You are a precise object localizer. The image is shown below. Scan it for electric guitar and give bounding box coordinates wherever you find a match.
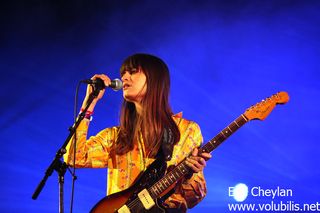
[90,91,289,213]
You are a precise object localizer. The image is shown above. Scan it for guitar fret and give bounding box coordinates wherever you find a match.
[241,114,248,121]
[156,183,162,192]
[162,180,168,188]
[159,182,165,191]
[171,170,178,180]
[201,145,209,153]
[152,186,159,195]
[223,127,232,137]
[210,140,217,147]
[177,165,184,175]
[234,120,240,127]
[208,144,214,151]
[149,188,156,198]
[222,129,229,137]
[229,123,238,132]
[161,179,166,188]
[157,182,162,191]
[208,141,215,148]
[181,163,189,174]
[204,140,214,152]
[236,116,247,126]
[206,144,213,152]
[166,176,172,185]
[162,179,168,188]
[163,178,169,187]
[172,171,178,179]
[179,164,185,173]
[159,182,165,190]
[181,164,187,173]
[168,173,174,182]
[175,170,181,177]
[217,133,225,141]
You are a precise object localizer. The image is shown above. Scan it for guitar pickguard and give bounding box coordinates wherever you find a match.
[124,157,167,212]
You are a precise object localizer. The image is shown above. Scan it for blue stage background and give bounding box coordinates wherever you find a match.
[1,1,319,212]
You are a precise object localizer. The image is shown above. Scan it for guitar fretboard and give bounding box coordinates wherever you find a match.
[200,114,248,154]
[149,114,248,198]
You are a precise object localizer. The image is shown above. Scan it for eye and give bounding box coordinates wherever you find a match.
[120,69,131,77]
[129,68,138,75]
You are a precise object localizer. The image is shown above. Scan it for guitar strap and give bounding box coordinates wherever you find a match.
[160,128,174,161]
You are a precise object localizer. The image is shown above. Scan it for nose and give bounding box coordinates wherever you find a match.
[121,71,130,81]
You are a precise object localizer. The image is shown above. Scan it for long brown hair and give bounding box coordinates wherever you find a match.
[113,53,180,157]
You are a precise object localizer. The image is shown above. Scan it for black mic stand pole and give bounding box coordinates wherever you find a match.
[32,84,103,213]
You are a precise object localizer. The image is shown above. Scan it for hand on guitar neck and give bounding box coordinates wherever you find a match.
[185,148,212,174]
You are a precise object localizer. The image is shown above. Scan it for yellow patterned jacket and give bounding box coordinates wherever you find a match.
[64,114,207,211]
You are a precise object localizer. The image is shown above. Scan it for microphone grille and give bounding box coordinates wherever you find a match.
[112,78,123,91]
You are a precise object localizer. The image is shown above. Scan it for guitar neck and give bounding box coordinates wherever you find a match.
[200,114,248,154]
[148,114,249,198]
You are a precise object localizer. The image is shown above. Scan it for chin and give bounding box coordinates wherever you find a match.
[123,94,134,102]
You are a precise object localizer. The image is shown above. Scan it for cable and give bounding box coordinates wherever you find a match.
[69,81,82,213]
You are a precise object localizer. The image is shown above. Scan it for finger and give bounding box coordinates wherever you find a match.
[186,157,200,168]
[185,160,201,173]
[194,157,206,167]
[186,157,204,171]
[99,74,112,86]
[192,148,198,157]
[199,157,207,166]
[191,156,207,168]
[92,74,112,87]
[200,153,212,161]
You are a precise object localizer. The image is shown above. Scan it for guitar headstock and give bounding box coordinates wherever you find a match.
[244,91,289,121]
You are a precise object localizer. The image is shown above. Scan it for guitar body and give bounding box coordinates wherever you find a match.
[90,157,168,213]
[90,188,133,213]
[90,189,166,213]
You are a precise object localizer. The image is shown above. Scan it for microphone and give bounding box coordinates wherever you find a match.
[81,78,123,91]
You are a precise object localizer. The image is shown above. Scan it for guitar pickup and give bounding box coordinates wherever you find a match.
[138,189,156,210]
[117,205,130,213]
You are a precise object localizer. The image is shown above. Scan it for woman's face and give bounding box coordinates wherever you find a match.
[121,68,147,103]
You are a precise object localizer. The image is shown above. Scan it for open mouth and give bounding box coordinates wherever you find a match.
[123,84,130,89]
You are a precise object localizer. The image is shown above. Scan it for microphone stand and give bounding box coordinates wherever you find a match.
[32,84,103,213]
